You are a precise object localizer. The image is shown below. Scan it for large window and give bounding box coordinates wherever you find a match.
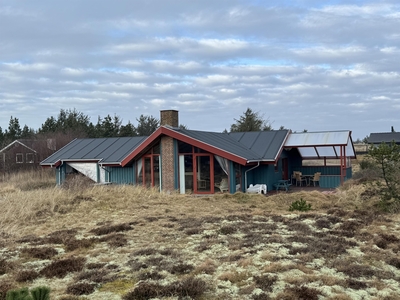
[137,144,160,188]
[178,141,229,194]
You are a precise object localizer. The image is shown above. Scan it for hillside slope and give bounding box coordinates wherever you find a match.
[1,173,400,299]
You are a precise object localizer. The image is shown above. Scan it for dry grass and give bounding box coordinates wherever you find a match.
[1,170,400,299]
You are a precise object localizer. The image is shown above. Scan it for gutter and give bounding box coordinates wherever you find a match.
[245,161,260,192]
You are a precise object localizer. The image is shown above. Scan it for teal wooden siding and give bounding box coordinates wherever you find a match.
[107,166,134,184]
[291,166,353,188]
[56,164,66,185]
[229,161,236,193]
[241,151,353,191]
[242,163,279,193]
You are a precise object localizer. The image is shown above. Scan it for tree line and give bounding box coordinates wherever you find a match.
[0,107,281,148]
[0,109,161,148]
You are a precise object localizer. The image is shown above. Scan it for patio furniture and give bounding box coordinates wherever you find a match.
[215,178,229,192]
[309,172,321,186]
[295,172,307,186]
[291,171,300,185]
[274,180,291,192]
[247,184,267,194]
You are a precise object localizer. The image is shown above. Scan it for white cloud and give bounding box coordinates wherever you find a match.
[1,0,400,139]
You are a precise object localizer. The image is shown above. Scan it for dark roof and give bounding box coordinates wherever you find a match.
[40,136,147,166]
[172,128,289,162]
[229,131,289,161]
[369,132,400,144]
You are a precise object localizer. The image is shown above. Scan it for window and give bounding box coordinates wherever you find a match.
[26,153,34,163]
[16,153,23,163]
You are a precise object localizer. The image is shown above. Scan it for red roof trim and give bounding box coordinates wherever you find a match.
[163,128,248,165]
[121,126,248,166]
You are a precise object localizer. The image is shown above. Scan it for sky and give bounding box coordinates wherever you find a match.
[1,0,400,140]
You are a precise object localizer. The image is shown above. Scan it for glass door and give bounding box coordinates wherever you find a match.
[194,155,213,193]
[144,157,151,187]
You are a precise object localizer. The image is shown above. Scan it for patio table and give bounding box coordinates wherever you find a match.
[274,180,291,192]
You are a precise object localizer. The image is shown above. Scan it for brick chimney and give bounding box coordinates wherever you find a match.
[160,110,179,193]
[160,110,179,127]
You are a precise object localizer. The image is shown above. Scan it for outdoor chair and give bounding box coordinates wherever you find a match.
[215,178,229,193]
[292,171,300,185]
[309,172,321,186]
[295,172,307,186]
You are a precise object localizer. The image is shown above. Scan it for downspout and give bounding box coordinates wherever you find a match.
[245,161,260,192]
[99,164,111,183]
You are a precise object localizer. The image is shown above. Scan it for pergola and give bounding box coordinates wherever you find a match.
[284,131,356,185]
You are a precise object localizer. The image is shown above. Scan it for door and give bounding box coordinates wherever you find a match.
[194,154,213,193]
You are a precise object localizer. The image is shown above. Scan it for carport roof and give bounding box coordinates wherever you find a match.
[284,130,356,159]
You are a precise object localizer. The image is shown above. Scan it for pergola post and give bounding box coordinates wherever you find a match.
[340,145,347,185]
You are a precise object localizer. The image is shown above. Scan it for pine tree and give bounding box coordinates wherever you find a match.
[230,108,272,132]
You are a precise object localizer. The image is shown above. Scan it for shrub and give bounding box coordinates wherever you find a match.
[20,247,58,260]
[15,270,39,283]
[30,287,50,300]
[0,281,15,300]
[287,285,320,300]
[5,286,50,300]
[40,257,86,278]
[367,142,400,209]
[254,275,277,292]
[99,233,127,248]
[122,276,207,300]
[219,225,237,235]
[66,282,95,295]
[0,260,13,276]
[65,238,97,251]
[172,276,207,298]
[90,223,132,236]
[6,287,31,300]
[123,282,160,300]
[289,199,312,212]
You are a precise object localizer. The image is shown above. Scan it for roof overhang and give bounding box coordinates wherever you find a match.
[41,159,100,168]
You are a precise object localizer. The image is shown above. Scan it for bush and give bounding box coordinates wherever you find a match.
[15,270,39,283]
[66,283,95,295]
[289,199,311,212]
[30,287,50,300]
[40,257,86,278]
[367,142,400,209]
[6,287,31,300]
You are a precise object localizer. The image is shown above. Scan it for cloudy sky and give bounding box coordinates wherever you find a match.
[1,0,399,140]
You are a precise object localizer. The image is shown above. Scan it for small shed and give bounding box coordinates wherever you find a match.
[0,140,42,175]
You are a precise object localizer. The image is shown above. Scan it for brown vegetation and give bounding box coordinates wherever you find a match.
[1,171,400,299]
